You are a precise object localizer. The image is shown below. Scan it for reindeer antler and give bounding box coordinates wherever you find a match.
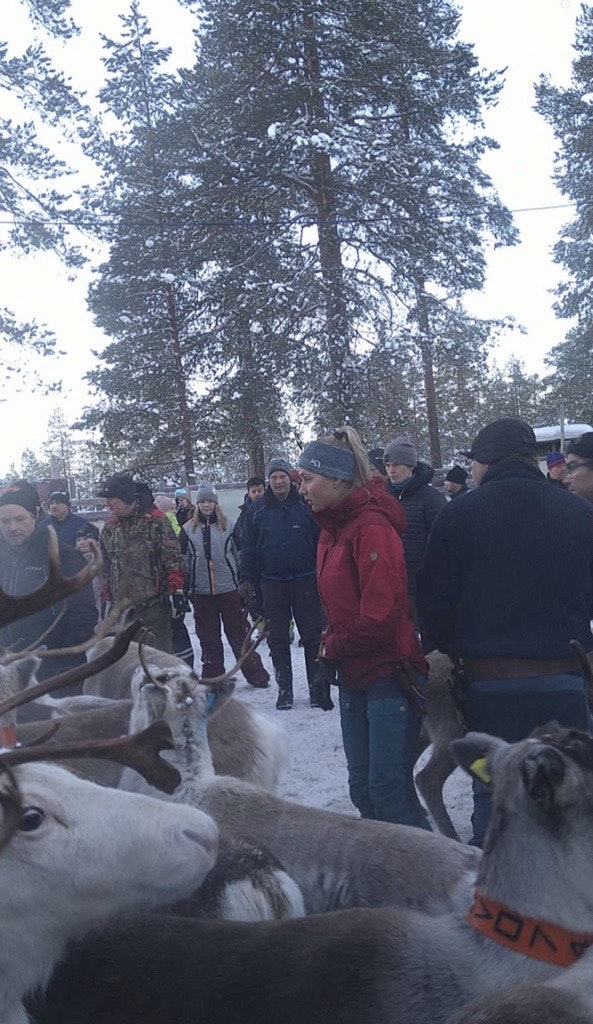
[0,599,130,665]
[0,529,102,630]
[0,618,144,719]
[0,721,181,795]
[137,628,162,686]
[200,621,268,686]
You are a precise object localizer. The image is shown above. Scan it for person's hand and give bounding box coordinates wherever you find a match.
[309,658,335,711]
[171,592,190,618]
[238,580,254,603]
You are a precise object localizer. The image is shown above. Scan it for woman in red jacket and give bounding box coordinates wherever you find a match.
[298,427,430,829]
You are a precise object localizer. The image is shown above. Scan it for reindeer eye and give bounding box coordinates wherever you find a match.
[18,806,45,832]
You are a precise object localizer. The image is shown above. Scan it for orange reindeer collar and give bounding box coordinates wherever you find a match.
[467,890,593,968]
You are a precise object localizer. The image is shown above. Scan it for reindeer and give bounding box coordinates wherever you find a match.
[452,949,593,1024]
[80,636,288,791]
[0,529,221,1024]
[415,650,462,839]
[119,667,480,916]
[28,724,593,1024]
[117,637,304,922]
[0,760,219,1024]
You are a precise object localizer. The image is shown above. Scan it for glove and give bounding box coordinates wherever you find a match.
[170,592,191,619]
[309,658,336,711]
[238,580,254,604]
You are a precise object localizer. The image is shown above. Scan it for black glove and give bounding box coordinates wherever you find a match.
[170,592,191,619]
[238,580,254,604]
[310,659,336,711]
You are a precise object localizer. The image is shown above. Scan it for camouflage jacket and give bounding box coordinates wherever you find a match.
[100,508,184,605]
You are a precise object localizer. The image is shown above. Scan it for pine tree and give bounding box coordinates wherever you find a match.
[0,0,86,383]
[535,5,593,422]
[76,3,202,476]
[175,0,516,457]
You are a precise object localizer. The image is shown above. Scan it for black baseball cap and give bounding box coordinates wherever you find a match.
[460,418,537,464]
[97,474,137,503]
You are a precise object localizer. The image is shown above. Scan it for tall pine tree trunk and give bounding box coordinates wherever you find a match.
[165,283,195,479]
[415,281,442,467]
[302,3,352,424]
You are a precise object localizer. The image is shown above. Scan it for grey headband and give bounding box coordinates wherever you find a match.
[298,441,355,482]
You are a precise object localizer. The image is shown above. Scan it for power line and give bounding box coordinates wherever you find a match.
[0,201,585,230]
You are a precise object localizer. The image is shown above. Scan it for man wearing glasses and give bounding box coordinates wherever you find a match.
[566,432,593,503]
[417,418,593,846]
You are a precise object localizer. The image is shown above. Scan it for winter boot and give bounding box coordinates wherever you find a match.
[304,644,321,707]
[272,646,293,709]
[275,669,293,709]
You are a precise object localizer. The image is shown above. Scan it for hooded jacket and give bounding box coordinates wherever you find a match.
[386,461,446,611]
[312,478,427,689]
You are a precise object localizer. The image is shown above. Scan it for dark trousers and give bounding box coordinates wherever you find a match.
[138,599,173,654]
[260,575,324,688]
[171,615,194,667]
[468,674,591,844]
[192,591,269,686]
[338,674,430,829]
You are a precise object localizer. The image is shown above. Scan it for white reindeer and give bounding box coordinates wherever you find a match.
[0,761,218,1024]
[83,638,288,791]
[121,671,304,921]
[3,645,287,792]
[28,724,593,1024]
[119,669,480,916]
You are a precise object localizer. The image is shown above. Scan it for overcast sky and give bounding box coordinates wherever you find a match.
[0,0,581,474]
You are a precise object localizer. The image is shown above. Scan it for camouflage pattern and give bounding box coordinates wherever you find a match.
[100,509,184,605]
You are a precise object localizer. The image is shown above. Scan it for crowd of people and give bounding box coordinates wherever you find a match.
[1,418,593,842]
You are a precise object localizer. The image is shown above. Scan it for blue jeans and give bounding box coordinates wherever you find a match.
[468,674,591,844]
[338,674,430,829]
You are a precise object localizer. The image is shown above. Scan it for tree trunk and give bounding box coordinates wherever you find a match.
[415,283,442,467]
[301,4,352,424]
[165,283,195,479]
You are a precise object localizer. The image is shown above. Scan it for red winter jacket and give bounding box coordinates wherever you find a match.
[313,478,428,689]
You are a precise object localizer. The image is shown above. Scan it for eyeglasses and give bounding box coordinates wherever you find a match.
[566,461,593,474]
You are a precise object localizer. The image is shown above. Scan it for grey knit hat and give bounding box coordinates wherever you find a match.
[383,435,417,468]
[267,457,292,479]
[298,441,355,482]
[195,482,219,504]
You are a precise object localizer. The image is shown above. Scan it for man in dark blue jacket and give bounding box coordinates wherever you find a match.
[417,418,593,844]
[240,457,323,710]
[48,492,92,549]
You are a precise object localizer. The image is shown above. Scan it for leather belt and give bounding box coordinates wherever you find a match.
[463,657,581,682]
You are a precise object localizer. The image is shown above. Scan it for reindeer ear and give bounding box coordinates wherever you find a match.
[520,747,565,813]
[451,732,509,785]
[206,680,235,716]
[12,655,43,690]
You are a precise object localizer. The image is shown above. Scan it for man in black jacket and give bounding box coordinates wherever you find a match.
[383,434,446,646]
[240,458,323,710]
[0,482,98,693]
[417,418,593,844]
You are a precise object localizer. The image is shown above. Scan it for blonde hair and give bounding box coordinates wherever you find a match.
[192,503,228,532]
[317,426,373,489]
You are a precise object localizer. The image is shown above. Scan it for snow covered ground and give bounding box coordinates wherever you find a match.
[186,617,474,842]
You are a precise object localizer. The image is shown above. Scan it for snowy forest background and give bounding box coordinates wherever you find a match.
[2,0,593,490]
